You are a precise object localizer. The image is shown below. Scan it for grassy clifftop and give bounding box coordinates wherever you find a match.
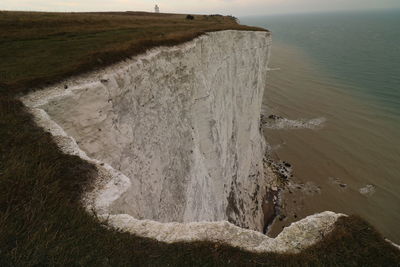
[0,11,264,95]
[0,11,399,266]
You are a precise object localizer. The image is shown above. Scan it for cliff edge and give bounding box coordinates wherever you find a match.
[22,30,343,254]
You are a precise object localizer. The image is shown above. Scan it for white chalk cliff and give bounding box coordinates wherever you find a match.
[22,30,343,253]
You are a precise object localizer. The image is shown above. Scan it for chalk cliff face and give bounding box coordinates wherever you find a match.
[22,30,343,253]
[38,30,271,231]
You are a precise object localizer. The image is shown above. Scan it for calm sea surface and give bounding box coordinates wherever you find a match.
[241,10,400,242]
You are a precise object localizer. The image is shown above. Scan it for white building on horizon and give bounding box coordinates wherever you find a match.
[155,4,160,13]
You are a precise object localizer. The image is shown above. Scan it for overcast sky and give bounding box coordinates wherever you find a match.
[2,0,400,16]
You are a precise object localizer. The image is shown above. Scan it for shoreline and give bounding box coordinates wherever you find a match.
[248,15,400,242]
[261,158,292,236]
[260,114,293,236]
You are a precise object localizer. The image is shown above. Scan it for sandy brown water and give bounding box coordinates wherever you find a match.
[264,42,400,243]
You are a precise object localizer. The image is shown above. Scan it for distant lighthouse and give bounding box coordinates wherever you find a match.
[154,4,160,13]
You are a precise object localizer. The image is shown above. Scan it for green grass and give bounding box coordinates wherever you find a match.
[0,11,399,266]
[0,11,264,95]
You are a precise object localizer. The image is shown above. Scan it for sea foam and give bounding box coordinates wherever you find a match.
[262,115,326,130]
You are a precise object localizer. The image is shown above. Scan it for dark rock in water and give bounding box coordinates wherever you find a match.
[270,160,293,182]
[64,84,68,89]
[101,79,109,83]
[268,114,283,120]
[329,177,346,189]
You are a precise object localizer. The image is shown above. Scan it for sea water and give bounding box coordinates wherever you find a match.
[241,9,400,242]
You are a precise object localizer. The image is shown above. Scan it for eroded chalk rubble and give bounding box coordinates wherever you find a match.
[22,30,344,254]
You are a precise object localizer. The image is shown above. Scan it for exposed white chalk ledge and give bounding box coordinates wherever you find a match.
[102,211,343,253]
[22,30,345,254]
